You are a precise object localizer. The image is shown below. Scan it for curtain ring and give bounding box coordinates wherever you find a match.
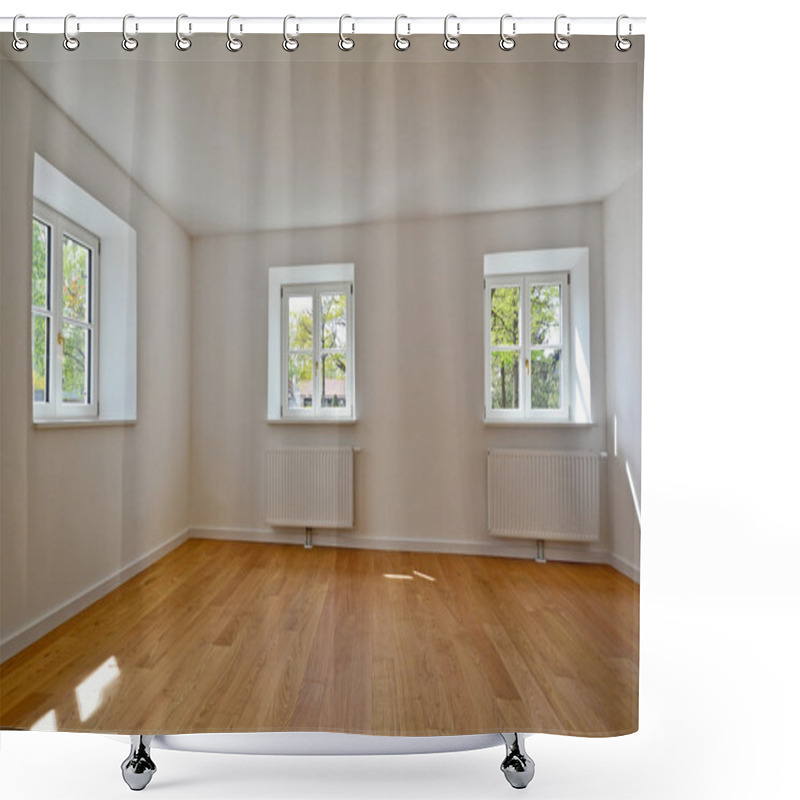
[338,14,355,51]
[122,14,138,51]
[394,15,410,51]
[283,15,299,52]
[63,14,80,51]
[443,14,460,51]
[227,15,243,51]
[175,14,192,51]
[499,14,516,51]
[553,14,570,51]
[615,15,632,52]
[12,14,29,52]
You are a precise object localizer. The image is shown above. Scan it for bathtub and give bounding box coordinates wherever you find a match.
[119,732,534,791]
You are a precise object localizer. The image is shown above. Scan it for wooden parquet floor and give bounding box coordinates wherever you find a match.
[0,539,639,736]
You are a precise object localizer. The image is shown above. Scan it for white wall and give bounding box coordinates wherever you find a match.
[0,62,192,655]
[190,204,616,562]
[603,172,643,579]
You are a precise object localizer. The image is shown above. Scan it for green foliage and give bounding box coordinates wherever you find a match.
[530,284,560,346]
[321,293,347,407]
[62,322,88,402]
[288,354,312,407]
[287,295,313,407]
[490,286,520,409]
[61,239,90,403]
[491,286,519,347]
[321,292,346,349]
[32,220,49,308]
[529,284,561,409]
[32,315,48,400]
[288,295,313,352]
[32,221,50,400]
[30,228,90,405]
[530,349,560,409]
[491,351,519,409]
[62,238,89,321]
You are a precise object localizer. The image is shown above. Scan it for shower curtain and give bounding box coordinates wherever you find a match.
[0,14,643,791]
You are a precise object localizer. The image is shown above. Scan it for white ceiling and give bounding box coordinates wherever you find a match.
[9,36,641,236]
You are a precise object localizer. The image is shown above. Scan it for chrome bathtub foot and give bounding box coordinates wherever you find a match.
[121,735,156,791]
[500,733,535,789]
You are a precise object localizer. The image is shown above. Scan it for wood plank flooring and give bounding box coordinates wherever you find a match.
[0,540,639,736]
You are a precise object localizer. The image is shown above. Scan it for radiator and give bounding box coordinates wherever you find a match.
[487,450,601,542]
[265,447,354,529]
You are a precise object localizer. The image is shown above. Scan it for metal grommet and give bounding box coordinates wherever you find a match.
[63,14,80,51]
[615,15,632,52]
[175,14,192,51]
[499,14,516,51]
[338,14,355,51]
[394,14,410,51]
[227,15,243,51]
[12,14,29,51]
[443,14,460,51]
[283,15,299,52]
[553,14,570,51]
[122,14,138,51]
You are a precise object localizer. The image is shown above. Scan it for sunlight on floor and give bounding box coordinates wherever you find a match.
[383,571,437,582]
[75,656,120,722]
[30,709,57,731]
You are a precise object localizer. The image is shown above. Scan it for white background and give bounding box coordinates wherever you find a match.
[2,1,798,798]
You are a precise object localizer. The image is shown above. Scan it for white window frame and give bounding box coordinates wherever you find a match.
[32,199,100,421]
[276,273,355,422]
[484,271,571,423]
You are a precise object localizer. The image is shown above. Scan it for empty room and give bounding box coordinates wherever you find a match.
[0,27,642,771]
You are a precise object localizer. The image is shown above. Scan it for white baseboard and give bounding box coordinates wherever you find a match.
[190,525,275,543]
[189,525,640,582]
[607,551,641,583]
[0,527,191,664]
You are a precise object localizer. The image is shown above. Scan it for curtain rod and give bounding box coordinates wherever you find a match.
[1,16,646,37]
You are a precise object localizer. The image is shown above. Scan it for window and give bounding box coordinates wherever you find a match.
[283,283,353,418]
[32,200,99,419]
[485,272,570,421]
[268,264,356,422]
[32,154,138,425]
[484,248,592,424]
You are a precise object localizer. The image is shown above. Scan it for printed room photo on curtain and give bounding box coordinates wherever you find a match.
[0,9,644,796]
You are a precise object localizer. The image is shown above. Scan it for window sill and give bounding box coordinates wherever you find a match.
[267,417,357,425]
[32,418,136,429]
[484,419,595,428]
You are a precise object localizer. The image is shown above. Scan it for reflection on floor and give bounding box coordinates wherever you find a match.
[0,539,639,736]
